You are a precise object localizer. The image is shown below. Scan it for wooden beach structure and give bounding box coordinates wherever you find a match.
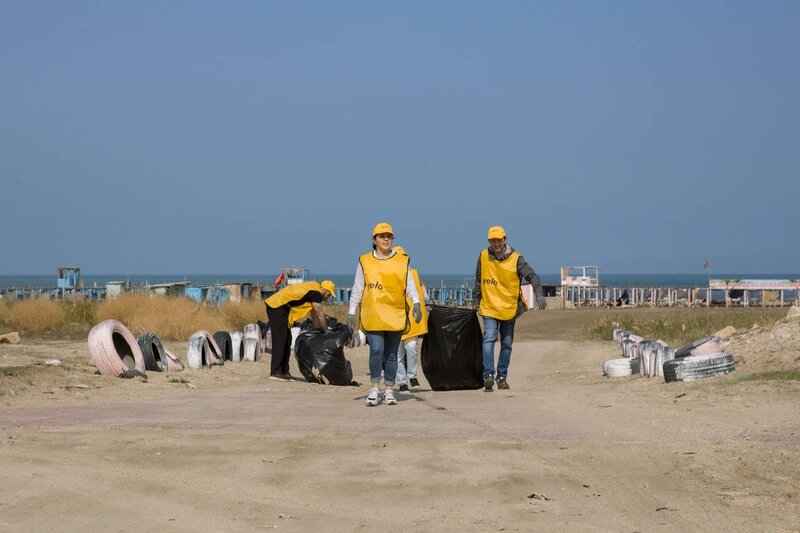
[558,275,799,308]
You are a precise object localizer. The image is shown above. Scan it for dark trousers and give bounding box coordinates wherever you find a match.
[266,305,291,375]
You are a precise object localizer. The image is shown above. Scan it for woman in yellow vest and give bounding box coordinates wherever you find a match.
[348,223,422,406]
[265,280,335,381]
[392,246,428,392]
[474,226,546,392]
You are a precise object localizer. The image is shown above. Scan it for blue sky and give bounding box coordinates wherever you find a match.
[2,1,798,275]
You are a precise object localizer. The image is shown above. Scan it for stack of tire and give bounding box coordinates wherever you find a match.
[640,340,674,378]
[243,323,262,362]
[604,330,734,383]
[663,335,734,383]
[88,320,184,377]
[603,329,643,377]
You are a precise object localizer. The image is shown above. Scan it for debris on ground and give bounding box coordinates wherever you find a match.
[0,332,21,345]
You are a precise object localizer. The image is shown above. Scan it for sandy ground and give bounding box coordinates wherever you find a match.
[1,310,799,532]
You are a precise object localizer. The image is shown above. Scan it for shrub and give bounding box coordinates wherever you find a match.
[0,299,8,325]
[585,307,786,345]
[63,300,97,326]
[9,298,66,334]
[96,294,227,340]
[218,299,267,331]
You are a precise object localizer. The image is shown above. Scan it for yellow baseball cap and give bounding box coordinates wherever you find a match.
[393,246,407,255]
[320,280,335,298]
[372,222,394,237]
[487,226,506,239]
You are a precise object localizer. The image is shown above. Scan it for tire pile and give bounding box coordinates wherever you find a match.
[88,320,271,378]
[604,328,734,383]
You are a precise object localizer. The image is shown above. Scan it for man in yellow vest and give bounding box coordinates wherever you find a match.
[393,246,428,391]
[265,280,335,381]
[474,226,545,391]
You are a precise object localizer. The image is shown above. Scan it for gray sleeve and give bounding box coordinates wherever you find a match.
[405,268,420,304]
[517,255,543,299]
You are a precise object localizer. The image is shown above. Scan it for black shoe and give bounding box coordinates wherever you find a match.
[269,373,291,382]
[483,374,495,392]
[399,384,409,392]
[497,376,510,390]
[409,378,420,388]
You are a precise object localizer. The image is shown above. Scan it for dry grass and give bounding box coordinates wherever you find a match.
[218,299,267,331]
[2,294,351,340]
[585,307,787,345]
[97,294,228,340]
[9,299,67,334]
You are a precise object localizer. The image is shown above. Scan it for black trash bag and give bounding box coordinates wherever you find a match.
[294,324,356,386]
[296,314,341,331]
[421,305,484,391]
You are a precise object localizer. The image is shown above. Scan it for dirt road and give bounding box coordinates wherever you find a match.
[1,314,799,531]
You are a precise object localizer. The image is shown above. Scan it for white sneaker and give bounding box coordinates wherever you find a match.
[383,390,397,406]
[365,387,381,406]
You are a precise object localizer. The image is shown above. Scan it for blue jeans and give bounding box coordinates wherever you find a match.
[365,331,402,386]
[482,316,516,378]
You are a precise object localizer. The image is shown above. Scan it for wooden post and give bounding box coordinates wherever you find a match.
[781,289,784,307]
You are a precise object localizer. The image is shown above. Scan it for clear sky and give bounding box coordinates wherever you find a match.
[2,1,798,276]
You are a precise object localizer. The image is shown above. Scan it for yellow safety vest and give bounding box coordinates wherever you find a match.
[402,268,428,340]
[478,248,522,321]
[359,252,409,332]
[265,281,323,325]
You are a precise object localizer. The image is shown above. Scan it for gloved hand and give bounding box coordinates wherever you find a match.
[347,314,356,331]
[536,296,547,310]
[412,303,422,323]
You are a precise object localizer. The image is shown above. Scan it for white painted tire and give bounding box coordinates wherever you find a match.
[230,331,244,362]
[88,319,147,377]
[243,323,262,360]
[187,332,210,370]
[244,323,259,339]
[243,337,260,362]
[603,357,640,377]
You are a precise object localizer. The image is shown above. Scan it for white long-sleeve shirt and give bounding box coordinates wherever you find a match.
[348,250,420,315]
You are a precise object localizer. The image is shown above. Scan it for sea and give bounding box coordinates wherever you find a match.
[2,273,799,289]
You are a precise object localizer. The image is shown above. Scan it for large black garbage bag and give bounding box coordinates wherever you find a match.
[297,314,341,331]
[421,305,483,391]
[294,324,355,386]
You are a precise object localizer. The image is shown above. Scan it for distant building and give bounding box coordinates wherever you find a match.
[105,280,130,299]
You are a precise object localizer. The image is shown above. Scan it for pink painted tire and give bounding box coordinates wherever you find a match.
[164,348,185,372]
[203,331,224,365]
[190,330,224,366]
[88,320,147,377]
[675,335,724,358]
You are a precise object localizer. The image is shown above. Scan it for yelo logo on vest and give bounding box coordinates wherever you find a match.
[368,282,384,290]
[483,278,499,286]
